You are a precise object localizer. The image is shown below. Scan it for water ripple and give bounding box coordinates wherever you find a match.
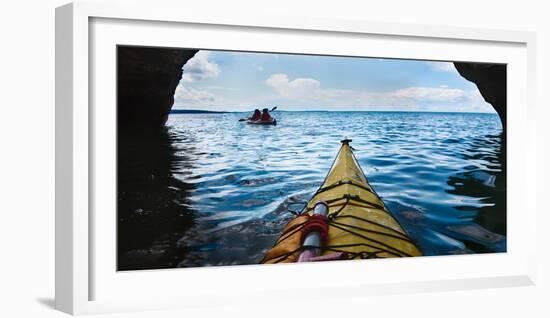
[163,111,504,267]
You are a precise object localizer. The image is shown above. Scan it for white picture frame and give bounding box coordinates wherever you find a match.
[55,1,537,315]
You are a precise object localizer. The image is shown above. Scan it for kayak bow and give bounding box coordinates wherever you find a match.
[261,139,421,264]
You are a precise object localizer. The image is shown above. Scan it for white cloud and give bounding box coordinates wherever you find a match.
[391,87,464,102]
[461,90,495,113]
[173,84,253,111]
[201,85,239,91]
[426,61,457,73]
[265,74,321,99]
[173,71,494,113]
[174,85,216,106]
[181,51,220,82]
[265,73,465,104]
[264,73,494,113]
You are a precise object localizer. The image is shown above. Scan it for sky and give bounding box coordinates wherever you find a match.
[173,50,496,113]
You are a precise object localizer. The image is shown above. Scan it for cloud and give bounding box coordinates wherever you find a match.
[173,70,494,113]
[174,85,216,106]
[265,74,321,99]
[201,85,239,91]
[255,65,264,72]
[426,61,457,73]
[265,73,465,103]
[264,73,494,113]
[173,84,253,111]
[390,86,464,102]
[181,51,220,82]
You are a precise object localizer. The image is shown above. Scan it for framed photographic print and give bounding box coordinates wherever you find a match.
[55,1,537,315]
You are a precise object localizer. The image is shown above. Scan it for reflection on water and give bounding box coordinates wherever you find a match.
[396,132,506,255]
[448,133,506,253]
[117,129,195,270]
[118,111,506,269]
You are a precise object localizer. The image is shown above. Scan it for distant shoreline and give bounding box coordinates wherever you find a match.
[170,109,497,115]
[170,109,232,114]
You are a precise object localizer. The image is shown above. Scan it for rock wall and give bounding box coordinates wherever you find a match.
[454,63,507,128]
[117,46,198,130]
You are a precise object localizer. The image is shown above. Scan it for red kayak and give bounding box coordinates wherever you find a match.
[246,118,277,126]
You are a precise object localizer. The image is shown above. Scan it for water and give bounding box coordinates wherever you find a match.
[117,111,505,270]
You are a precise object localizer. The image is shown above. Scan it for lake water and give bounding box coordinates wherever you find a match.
[117,111,506,269]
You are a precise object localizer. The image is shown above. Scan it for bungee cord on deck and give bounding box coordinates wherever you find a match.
[261,178,420,263]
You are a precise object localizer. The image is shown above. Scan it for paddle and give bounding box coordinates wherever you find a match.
[239,106,277,121]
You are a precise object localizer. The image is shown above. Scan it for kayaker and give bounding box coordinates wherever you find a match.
[250,109,261,121]
[260,108,273,122]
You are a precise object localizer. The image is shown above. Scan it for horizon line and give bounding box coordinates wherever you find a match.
[170,108,498,115]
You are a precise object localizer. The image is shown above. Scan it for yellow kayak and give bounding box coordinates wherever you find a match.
[261,139,422,264]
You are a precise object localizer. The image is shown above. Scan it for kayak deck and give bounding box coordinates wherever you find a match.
[261,140,421,264]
